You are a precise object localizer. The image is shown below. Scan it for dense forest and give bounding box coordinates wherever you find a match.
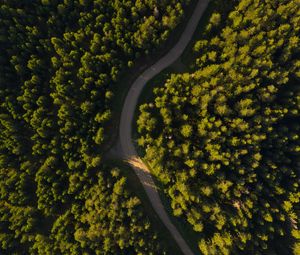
[138,0,300,254]
[0,0,191,253]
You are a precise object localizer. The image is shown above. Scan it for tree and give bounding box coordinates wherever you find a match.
[137,0,300,253]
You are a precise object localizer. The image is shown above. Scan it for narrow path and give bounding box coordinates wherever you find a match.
[119,1,210,254]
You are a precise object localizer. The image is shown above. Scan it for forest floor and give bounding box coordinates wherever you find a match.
[105,1,211,255]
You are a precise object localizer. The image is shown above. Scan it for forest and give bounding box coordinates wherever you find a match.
[0,0,191,254]
[137,0,300,254]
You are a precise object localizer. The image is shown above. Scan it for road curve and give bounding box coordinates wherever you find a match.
[119,1,210,254]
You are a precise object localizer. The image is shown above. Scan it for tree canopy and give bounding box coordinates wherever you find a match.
[137,0,300,254]
[0,0,191,253]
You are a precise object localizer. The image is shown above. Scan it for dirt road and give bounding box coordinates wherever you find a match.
[119,1,210,254]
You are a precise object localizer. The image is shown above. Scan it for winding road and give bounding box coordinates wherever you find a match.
[119,1,210,254]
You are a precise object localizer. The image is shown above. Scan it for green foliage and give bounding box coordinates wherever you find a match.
[0,0,191,253]
[138,0,300,254]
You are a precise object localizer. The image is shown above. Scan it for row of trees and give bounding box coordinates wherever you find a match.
[0,0,191,253]
[137,0,300,254]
